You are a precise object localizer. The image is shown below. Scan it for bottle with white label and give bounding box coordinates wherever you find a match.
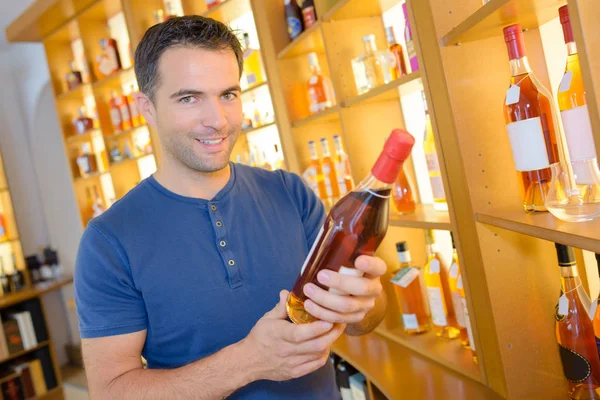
[390,241,431,334]
[336,361,354,400]
[422,91,448,211]
[303,141,330,207]
[333,135,354,195]
[306,52,335,115]
[502,24,561,212]
[320,138,340,202]
[423,229,459,339]
[448,233,469,347]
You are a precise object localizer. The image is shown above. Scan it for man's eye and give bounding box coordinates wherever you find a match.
[223,92,237,101]
[180,96,195,104]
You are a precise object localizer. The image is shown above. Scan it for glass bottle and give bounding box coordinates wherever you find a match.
[73,107,94,135]
[91,185,105,218]
[555,244,600,399]
[457,273,477,363]
[423,229,459,339]
[9,253,24,292]
[127,85,142,127]
[333,135,354,196]
[76,143,98,177]
[448,233,469,347]
[285,0,304,41]
[242,33,265,89]
[109,91,124,132]
[390,241,431,334]
[402,3,418,72]
[97,35,122,78]
[503,24,561,212]
[0,259,10,295]
[287,130,415,324]
[307,52,335,115]
[392,166,416,215]
[351,34,394,95]
[320,138,341,202]
[65,61,83,91]
[422,91,448,211]
[301,0,317,30]
[385,27,407,79]
[304,140,329,205]
[206,0,221,10]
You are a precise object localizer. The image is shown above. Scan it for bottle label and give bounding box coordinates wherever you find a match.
[335,162,348,195]
[287,17,303,39]
[402,313,419,330]
[449,262,459,279]
[246,73,258,86]
[322,164,334,197]
[462,297,475,350]
[506,117,550,171]
[302,7,317,29]
[452,292,466,327]
[110,108,122,127]
[119,104,131,122]
[559,70,573,93]
[350,381,367,400]
[558,344,592,383]
[505,84,521,106]
[428,259,440,274]
[561,105,597,170]
[299,225,324,276]
[427,287,447,327]
[391,267,419,288]
[329,266,364,295]
[308,88,331,113]
[428,176,446,201]
[558,294,569,316]
[302,166,319,196]
[340,388,353,400]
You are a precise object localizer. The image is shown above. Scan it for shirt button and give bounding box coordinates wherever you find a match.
[228,260,235,266]
[220,241,226,247]
[210,205,217,211]
[216,221,223,227]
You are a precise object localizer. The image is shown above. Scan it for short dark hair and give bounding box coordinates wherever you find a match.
[134,16,244,102]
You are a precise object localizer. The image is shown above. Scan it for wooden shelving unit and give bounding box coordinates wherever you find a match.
[342,72,421,107]
[389,204,451,230]
[276,22,324,59]
[291,105,341,128]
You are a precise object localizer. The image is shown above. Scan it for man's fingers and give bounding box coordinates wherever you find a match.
[355,255,387,277]
[295,323,346,354]
[304,283,373,314]
[281,319,333,343]
[264,290,290,320]
[317,270,382,297]
[305,299,366,324]
[291,353,331,379]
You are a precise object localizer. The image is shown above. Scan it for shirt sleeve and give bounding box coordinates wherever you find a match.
[74,221,147,339]
[279,171,326,246]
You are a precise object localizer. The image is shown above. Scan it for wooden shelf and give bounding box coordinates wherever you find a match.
[36,386,63,400]
[73,171,109,184]
[104,124,149,140]
[477,208,600,253]
[342,72,422,107]
[0,238,22,247]
[241,121,277,135]
[441,0,567,47]
[110,153,154,168]
[65,130,102,144]
[92,66,135,90]
[0,341,49,366]
[241,81,268,95]
[56,83,91,102]
[202,0,252,23]
[0,276,73,311]
[332,332,501,400]
[277,22,324,60]
[322,0,400,21]
[291,105,341,128]
[375,326,481,382]
[389,204,451,230]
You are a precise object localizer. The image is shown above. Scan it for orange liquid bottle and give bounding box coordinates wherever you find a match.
[109,91,124,132]
[385,26,407,79]
[392,166,416,215]
[333,135,354,196]
[306,52,335,115]
[306,141,330,206]
[127,85,142,127]
[320,138,340,202]
[448,234,469,347]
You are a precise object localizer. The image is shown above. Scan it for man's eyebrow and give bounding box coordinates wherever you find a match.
[170,89,204,99]
[222,85,242,94]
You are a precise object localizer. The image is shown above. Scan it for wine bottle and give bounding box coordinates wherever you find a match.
[448,233,469,347]
[284,0,304,41]
[557,5,597,184]
[301,0,317,30]
[392,166,416,215]
[307,52,335,115]
[390,241,431,334]
[422,91,447,211]
[333,135,354,196]
[320,138,341,202]
[287,129,416,324]
[0,259,10,295]
[423,229,459,339]
[555,244,600,398]
[457,273,477,363]
[385,26,407,79]
[503,24,560,212]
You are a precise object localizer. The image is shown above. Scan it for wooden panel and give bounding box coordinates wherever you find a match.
[332,333,503,400]
[122,0,163,46]
[110,158,144,199]
[277,23,325,60]
[202,0,252,23]
[181,0,208,16]
[342,72,421,108]
[43,21,81,97]
[322,0,383,21]
[441,0,566,46]
[292,106,340,129]
[389,205,451,230]
[6,0,73,42]
[0,278,72,311]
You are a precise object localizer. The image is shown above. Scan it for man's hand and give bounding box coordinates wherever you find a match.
[239,290,346,382]
[302,255,386,324]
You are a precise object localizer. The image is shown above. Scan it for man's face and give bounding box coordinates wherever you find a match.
[149,46,242,173]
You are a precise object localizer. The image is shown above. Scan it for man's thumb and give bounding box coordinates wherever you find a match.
[264,290,290,320]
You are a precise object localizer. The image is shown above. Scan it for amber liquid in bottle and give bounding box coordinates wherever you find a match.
[307,140,330,206]
[392,166,416,215]
[287,130,415,324]
[320,138,341,202]
[333,135,354,195]
[555,244,600,399]
[385,26,407,79]
[391,242,431,334]
[503,25,560,212]
[307,52,334,115]
[449,246,469,346]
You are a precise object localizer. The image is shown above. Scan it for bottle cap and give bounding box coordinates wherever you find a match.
[385,26,395,43]
[555,243,575,266]
[396,241,408,252]
[503,24,526,60]
[559,5,574,44]
[307,52,319,67]
[371,129,415,184]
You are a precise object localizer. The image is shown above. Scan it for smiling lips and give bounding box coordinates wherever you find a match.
[198,138,224,145]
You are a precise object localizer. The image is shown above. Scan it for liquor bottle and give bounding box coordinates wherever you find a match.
[76,143,98,177]
[320,138,341,202]
[336,361,353,400]
[242,33,265,89]
[97,36,122,78]
[390,241,431,334]
[423,229,459,339]
[555,244,600,398]
[65,61,83,90]
[273,144,286,170]
[333,135,354,196]
[557,5,597,178]
[285,0,304,41]
[307,52,335,115]
[448,233,469,347]
[0,213,8,242]
[402,3,418,72]
[73,107,94,135]
[303,140,329,204]
[109,91,124,132]
[9,253,24,292]
[117,91,132,131]
[503,24,560,212]
[109,140,123,163]
[127,85,142,127]
[206,0,221,9]
[385,27,407,79]
[457,273,477,363]
[351,34,394,95]
[301,0,317,30]
[392,166,416,215]
[287,129,415,323]
[0,259,10,295]
[422,91,448,211]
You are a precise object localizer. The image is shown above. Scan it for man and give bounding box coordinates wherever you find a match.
[75,15,387,399]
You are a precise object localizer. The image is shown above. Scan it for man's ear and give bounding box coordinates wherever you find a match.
[133,91,157,128]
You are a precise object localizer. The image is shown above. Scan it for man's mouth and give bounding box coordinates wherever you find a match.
[197,138,225,145]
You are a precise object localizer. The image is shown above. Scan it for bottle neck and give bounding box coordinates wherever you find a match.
[397,250,411,266]
[308,144,318,161]
[426,243,439,255]
[559,264,581,292]
[310,64,321,75]
[321,142,331,158]
[385,30,396,45]
[356,174,392,193]
[363,39,377,54]
[333,138,344,155]
[509,56,532,77]
[566,41,577,56]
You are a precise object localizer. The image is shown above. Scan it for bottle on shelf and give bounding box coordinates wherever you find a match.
[285,0,304,41]
[76,143,98,177]
[302,140,329,205]
[73,107,94,135]
[320,138,341,203]
[555,244,600,398]
[109,140,123,163]
[65,61,83,91]
[242,33,265,89]
[336,361,353,400]
[390,241,431,334]
[118,91,132,131]
[423,229,459,339]
[333,135,354,196]
[126,85,142,127]
[306,52,335,115]
[502,24,560,212]
[557,6,597,179]
[402,3,418,72]
[0,258,10,295]
[448,233,469,347]
[422,91,448,211]
[9,253,24,293]
[0,213,8,243]
[123,137,136,159]
[287,130,415,324]
[392,165,416,215]
[351,34,394,95]
[97,35,122,79]
[385,26,407,79]
[153,9,166,24]
[301,0,317,30]
[109,91,124,132]
[457,272,477,364]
